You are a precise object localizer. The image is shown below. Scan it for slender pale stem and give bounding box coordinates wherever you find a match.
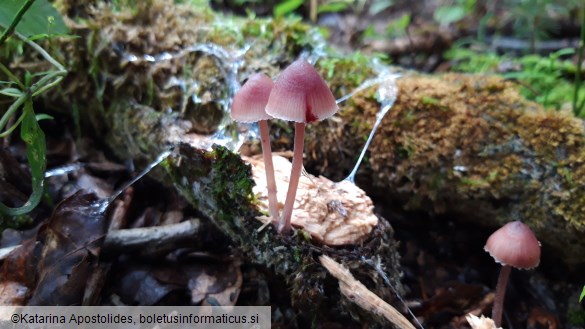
[258,119,279,220]
[492,265,511,327]
[278,122,305,234]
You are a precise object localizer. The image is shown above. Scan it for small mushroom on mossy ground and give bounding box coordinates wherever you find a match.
[231,73,279,220]
[484,221,541,327]
[265,59,338,234]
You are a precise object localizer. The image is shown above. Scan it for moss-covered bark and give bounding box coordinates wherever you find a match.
[307,74,585,266]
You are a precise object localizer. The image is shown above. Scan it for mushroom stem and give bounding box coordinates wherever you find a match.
[278,122,305,234]
[258,119,279,220]
[492,264,511,327]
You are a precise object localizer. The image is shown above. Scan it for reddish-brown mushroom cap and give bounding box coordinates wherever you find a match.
[231,73,274,122]
[265,59,338,123]
[484,221,541,269]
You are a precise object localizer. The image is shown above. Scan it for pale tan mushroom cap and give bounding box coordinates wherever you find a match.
[246,155,378,245]
[265,59,338,123]
[231,73,273,123]
[484,221,541,269]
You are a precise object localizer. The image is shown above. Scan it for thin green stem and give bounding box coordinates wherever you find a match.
[0,33,65,134]
[0,0,36,47]
[31,70,65,96]
[0,112,25,138]
[0,62,24,89]
[0,70,64,133]
[18,31,66,72]
[579,95,585,116]
[573,5,585,116]
[0,93,26,132]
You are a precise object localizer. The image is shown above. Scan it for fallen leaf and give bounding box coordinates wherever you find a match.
[27,192,107,305]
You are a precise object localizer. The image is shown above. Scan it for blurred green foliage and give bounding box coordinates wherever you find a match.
[446,46,585,116]
[0,0,68,38]
[0,0,67,216]
[434,0,476,27]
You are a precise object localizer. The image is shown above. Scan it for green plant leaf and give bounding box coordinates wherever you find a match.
[0,0,68,37]
[35,113,53,121]
[0,95,46,216]
[434,5,466,26]
[317,1,350,14]
[386,13,411,38]
[0,87,22,97]
[274,0,304,17]
[552,48,576,58]
[369,0,394,16]
[580,286,585,302]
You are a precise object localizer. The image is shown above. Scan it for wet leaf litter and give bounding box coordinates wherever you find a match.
[1,1,583,328]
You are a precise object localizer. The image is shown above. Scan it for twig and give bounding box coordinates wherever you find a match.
[0,0,36,47]
[102,218,203,257]
[319,255,416,329]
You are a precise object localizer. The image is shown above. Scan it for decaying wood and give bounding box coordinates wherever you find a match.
[102,218,203,257]
[466,314,501,329]
[0,219,204,262]
[247,155,378,246]
[320,255,415,329]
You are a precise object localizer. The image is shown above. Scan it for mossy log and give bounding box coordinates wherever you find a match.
[17,0,585,272]
[307,74,585,266]
[163,143,403,327]
[102,73,585,268]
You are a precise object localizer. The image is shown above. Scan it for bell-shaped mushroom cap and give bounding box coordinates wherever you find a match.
[484,221,541,269]
[265,59,338,123]
[231,73,274,123]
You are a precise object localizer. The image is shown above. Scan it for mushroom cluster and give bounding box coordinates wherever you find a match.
[231,59,338,234]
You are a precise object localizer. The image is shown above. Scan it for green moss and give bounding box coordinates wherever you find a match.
[317,52,375,95]
[210,145,255,221]
[568,309,585,326]
[304,73,585,265]
[0,213,33,231]
[421,95,441,105]
[459,177,490,188]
